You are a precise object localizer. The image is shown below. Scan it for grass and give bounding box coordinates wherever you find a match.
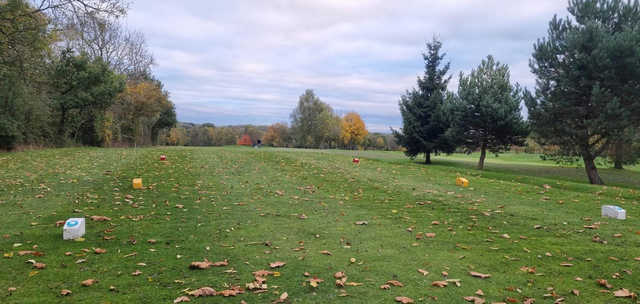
[0,146,638,303]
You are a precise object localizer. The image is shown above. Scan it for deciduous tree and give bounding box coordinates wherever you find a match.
[340,112,368,149]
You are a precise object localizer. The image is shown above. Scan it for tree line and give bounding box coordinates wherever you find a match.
[160,93,400,151]
[393,0,640,184]
[0,0,177,150]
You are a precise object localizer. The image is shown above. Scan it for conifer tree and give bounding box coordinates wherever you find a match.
[393,38,455,164]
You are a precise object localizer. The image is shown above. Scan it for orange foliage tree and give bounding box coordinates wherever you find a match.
[340,112,368,149]
[237,134,253,146]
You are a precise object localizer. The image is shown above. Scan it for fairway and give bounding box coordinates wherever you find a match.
[1,147,639,303]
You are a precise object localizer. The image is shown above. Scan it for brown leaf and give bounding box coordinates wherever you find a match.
[93,248,106,254]
[523,298,535,304]
[335,277,347,287]
[571,289,579,296]
[81,279,97,286]
[345,282,363,286]
[272,292,288,303]
[55,220,66,227]
[211,259,228,266]
[60,289,72,296]
[90,216,111,221]
[188,287,216,297]
[320,250,332,255]
[597,279,613,289]
[18,251,44,257]
[431,281,448,288]
[395,296,414,303]
[269,261,286,268]
[464,296,486,304]
[475,289,484,296]
[425,233,436,238]
[253,269,274,277]
[355,221,368,225]
[387,280,404,287]
[33,263,46,269]
[506,297,518,303]
[560,263,573,267]
[217,286,244,297]
[380,284,391,290]
[418,269,429,276]
[131,270,142,276]
[307,277,323,287]
[469,271,491,279]
[334,272,346,279]
[614,288,635,298]
[173,296,191,303]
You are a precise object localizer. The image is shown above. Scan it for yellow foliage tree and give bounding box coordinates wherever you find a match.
[340,112,368,149]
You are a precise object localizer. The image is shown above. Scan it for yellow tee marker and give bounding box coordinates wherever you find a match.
[132,178,143,189]
[456,177,469,187]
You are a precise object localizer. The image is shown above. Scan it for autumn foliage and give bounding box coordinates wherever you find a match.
[237,134,253,146]
[340,112,368,149]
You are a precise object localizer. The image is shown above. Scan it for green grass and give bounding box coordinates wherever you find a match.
[0,147,638,303]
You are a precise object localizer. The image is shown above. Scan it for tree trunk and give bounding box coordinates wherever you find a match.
[425,151,431,164]
[614,140,624,170]
[477,143,487,170]
[582,156,605,185]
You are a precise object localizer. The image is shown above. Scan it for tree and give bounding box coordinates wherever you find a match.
[50,49,125,146]
[290,89,339,148]
[0,0,53,149]
[112,80,175,145]
[61,14,154,79]
[340,112,368,149]
[237,134,252,146]
[526,0,640,184]
[393,38,455,164]
[263,123,290,147]
[451,55,528,170]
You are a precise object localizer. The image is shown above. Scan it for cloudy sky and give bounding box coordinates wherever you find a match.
[126,0,569,132]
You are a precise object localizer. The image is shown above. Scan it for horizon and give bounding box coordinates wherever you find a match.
[128,1,568,132]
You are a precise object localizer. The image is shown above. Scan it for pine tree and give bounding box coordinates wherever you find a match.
[526,0,640,184]
[451,55,528,170]
[393,38,455,164]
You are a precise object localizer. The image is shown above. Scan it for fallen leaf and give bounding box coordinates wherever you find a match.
[387,280,404,287]
[334,272,346,279]
[217,286,244,297]
[55,220,65,227]
[60,289,72,296]
[90,216,111,221]
[81,279,97,286]
[355,221,368,225]
[597,279,612,289]
[211,259,228,266]
[571,289,579,296]
[320,250,332,255]
[475,289,484,296]
[560,263,573,267]
[93,248,106,254]
[33,263,46,269]
[269,261,286,268]
[464,296,486,304]
[469,271,491,279]
[272,292,288,303]
[614,288,635,298]
[8,287,16,293]
[307,277,324,287]
[431,281,448,288]
[418,269,429,276]
[380,284,391,289]
[173,296,190,303]
[188,287,216,297]
[131,270,142,276]
[425,233,436,238]
[395,296,414,303]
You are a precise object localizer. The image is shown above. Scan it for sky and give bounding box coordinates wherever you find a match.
[126,0,569,132]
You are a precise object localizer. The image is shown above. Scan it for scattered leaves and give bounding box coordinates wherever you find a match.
[188,287,216,297]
